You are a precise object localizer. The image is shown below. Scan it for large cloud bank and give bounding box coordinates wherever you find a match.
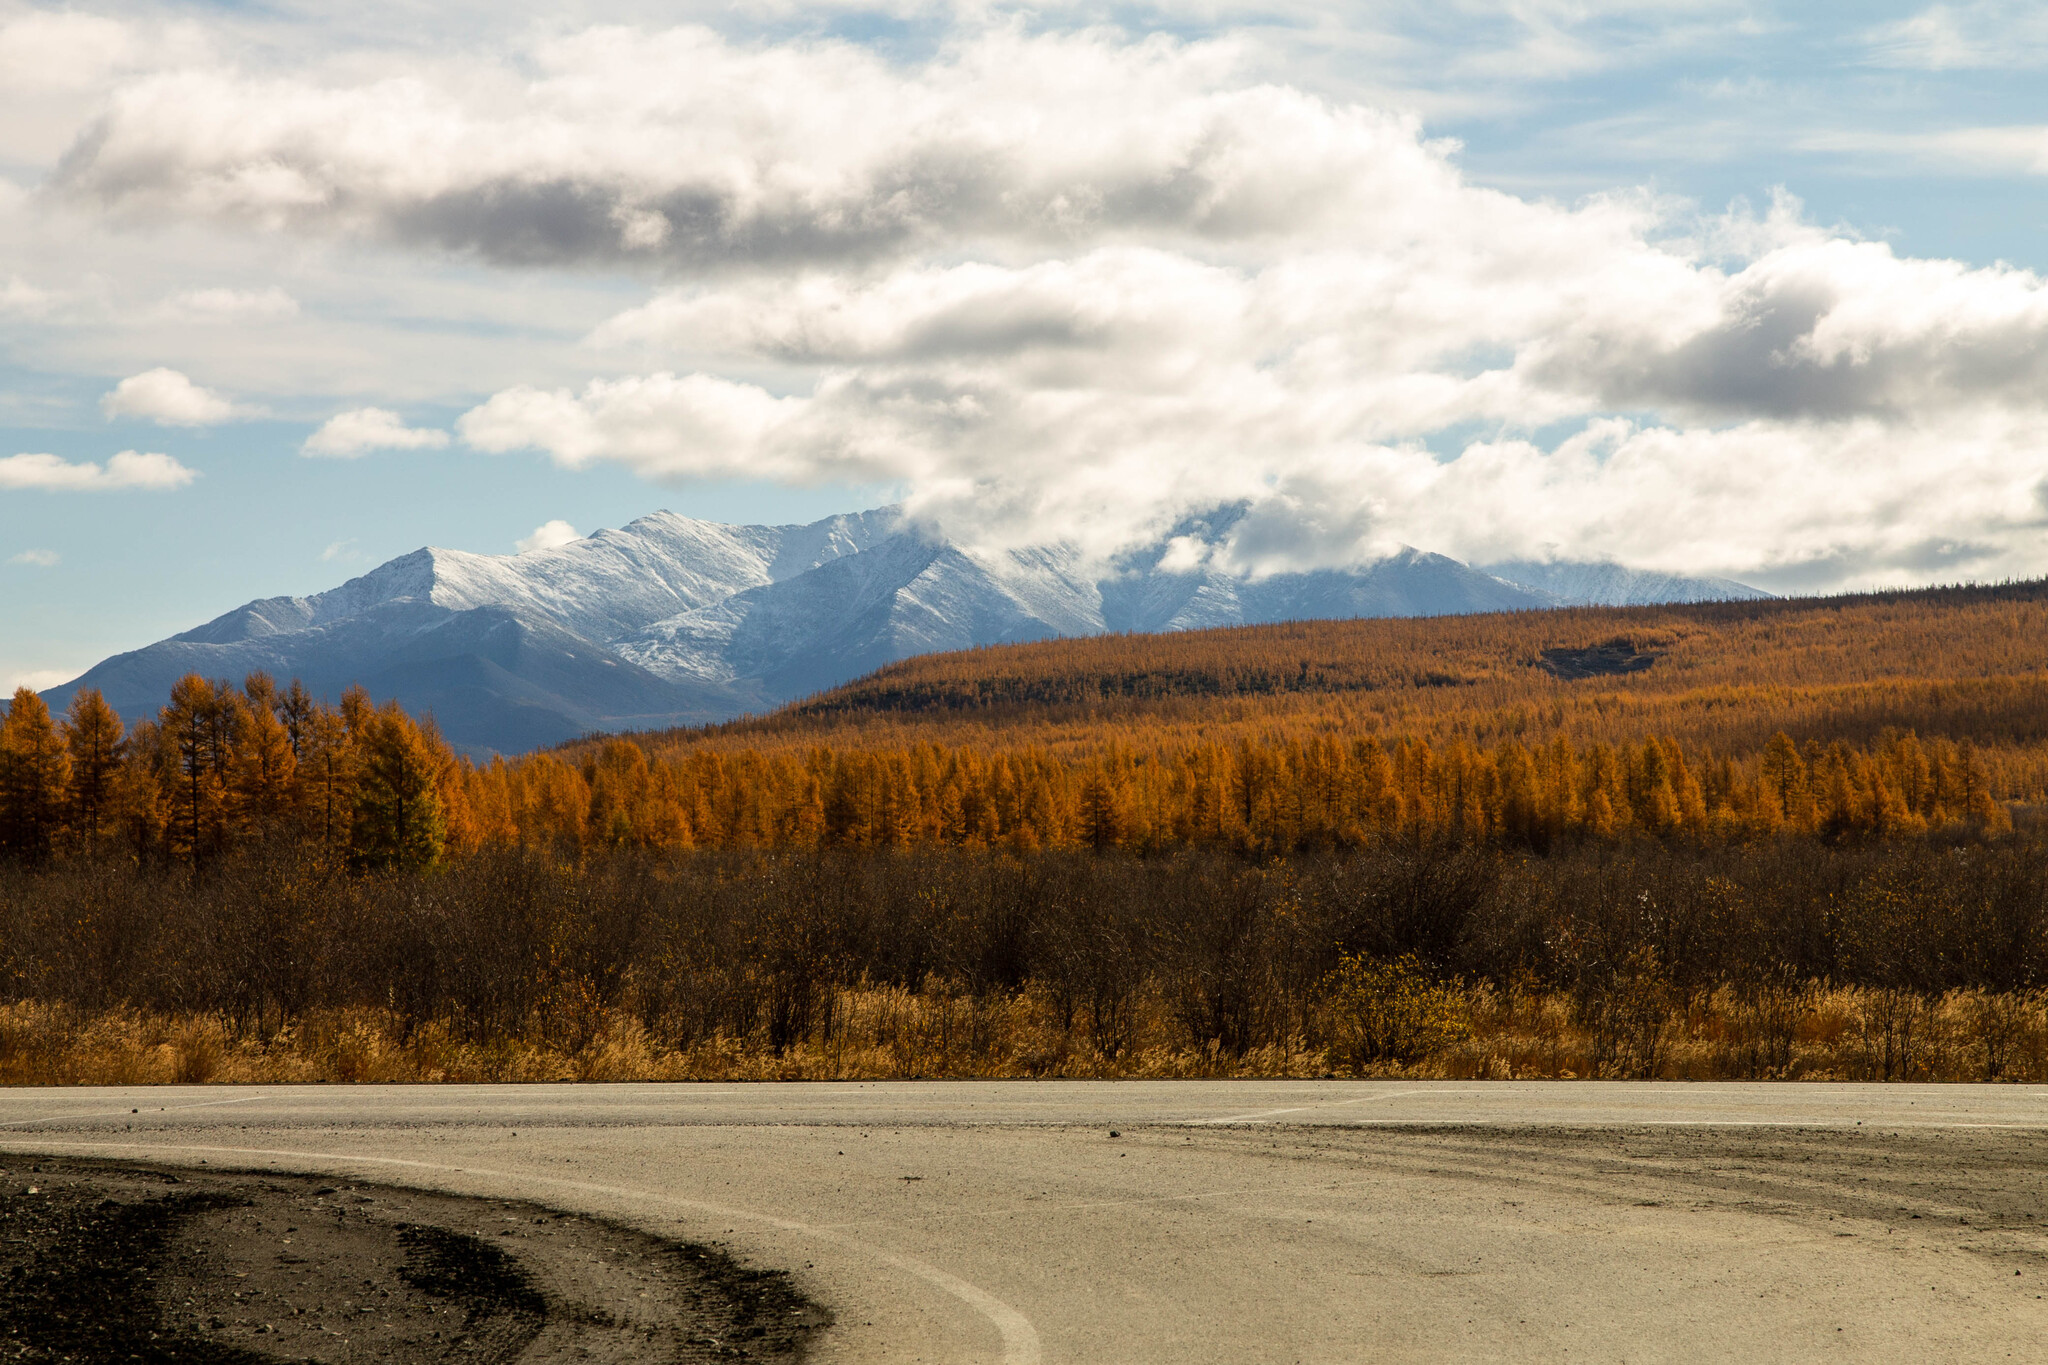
[42,19,2048,587]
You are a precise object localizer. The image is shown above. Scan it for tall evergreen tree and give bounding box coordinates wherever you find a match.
[242,671,278,719]
[113,717,171,863]
[160,674,233,866]
[299,703,357,863]
[62,688,125,847]
[351,703,447,871]
[277,678,314,760]
[0,687,73,866]
[230,695,298,838]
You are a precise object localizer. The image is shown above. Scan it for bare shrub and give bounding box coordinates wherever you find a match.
[1574,946,1672,1079]
[1964,988,2043,1081]
[1159,861,1291,1057]
[1854,988,1930,1081]
[1727,974,1807,1078]
[1322,953,1470,1074]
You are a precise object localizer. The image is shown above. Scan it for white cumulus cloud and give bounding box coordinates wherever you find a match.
[49,27,1462,269]
[302,407,452,457]
[0,450,197,492]
[461,375,830,481]
[515,519,581,553]
[8,548,59,567]
[99,367,239,425]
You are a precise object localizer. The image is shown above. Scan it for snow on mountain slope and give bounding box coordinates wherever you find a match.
[1100,566,1247,633]
[433,506,901,642]
[1482,560,1773,607]
[52,503,1772,754]
[178,507,902,650]
[617,534,1103,700]
[1100,547,1558,631]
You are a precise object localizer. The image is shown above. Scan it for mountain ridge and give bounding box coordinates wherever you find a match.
[48,506,1770,754]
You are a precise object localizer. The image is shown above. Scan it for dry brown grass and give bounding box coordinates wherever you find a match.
[6,981,2041,1086]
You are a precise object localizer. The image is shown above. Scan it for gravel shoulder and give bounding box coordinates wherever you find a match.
[0,1158,829,1363]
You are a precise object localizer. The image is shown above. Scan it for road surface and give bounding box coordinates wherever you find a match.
[4,1080,2046,1362]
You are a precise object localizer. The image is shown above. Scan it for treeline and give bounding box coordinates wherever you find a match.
[0,676,2017,869]
[0,679,453,871]
[481,726,2012,855]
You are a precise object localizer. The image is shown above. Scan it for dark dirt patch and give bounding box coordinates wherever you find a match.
[0,1159,829,1363]
[1537,641,1659,681]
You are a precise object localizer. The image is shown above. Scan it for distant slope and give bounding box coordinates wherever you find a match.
[1483,559,1771,606]
[665,579,2048,774]
[49,502,1768,755]
[1099,547,1557,631]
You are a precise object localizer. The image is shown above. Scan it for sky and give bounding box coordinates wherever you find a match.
[5,0,2048,689]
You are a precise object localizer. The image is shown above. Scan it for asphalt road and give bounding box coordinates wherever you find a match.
[5,1080,2047,1363]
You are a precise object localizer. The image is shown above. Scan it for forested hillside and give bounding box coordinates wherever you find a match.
[718,578,2048,758]
[525,578,2048,856]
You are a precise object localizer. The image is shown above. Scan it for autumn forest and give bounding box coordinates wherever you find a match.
[6,580,2048,1085]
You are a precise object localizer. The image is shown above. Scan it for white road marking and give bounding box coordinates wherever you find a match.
[1,1137,1044,1365]
[0,1094,268,1128]
[1186,1106,1313,1124]
[1185,1087,1494,1125]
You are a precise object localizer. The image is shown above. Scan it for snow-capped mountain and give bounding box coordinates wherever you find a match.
[52,506,1768,755]
[616,537,1103,703]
